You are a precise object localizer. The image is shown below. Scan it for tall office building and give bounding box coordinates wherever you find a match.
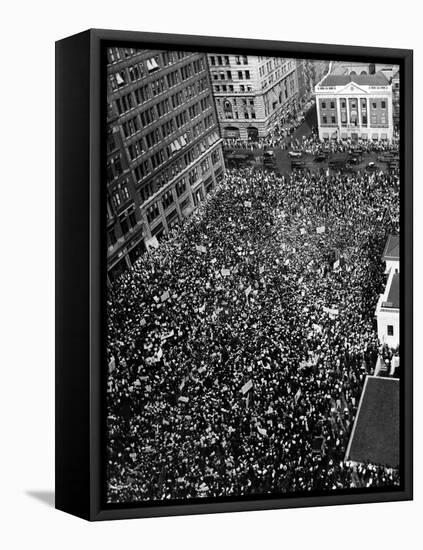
[106,47,225,281]
[207,54,299,140]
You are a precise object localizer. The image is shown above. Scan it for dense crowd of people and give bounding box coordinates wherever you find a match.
[106,162,400,503]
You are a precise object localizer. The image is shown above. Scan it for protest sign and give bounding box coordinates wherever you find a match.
[240,379,253,395]
[161,290,170,302]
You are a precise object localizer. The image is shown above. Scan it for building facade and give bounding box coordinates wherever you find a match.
[392,69,400,131]
[314,71,393,142]
[207,54,299,140]
[106,47,225,281]
[375,235,400,349]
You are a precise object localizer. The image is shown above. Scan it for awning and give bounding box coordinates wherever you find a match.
[322,132,329,139]
[372,133,378,140]
[179,135,187,147]
[116,72,125,85]
[146,58,159,71]
[361,134,368,140]
[341,133,348,139]
[381,133,388,140]
[174,139,181,151]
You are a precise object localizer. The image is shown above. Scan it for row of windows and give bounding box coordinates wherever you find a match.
[146,169,218,226]
[321,114,387,126]
[112,77,209,119]
[124,101,213,158]
[212,70,250,81]
[107,204,138,246]
[320,99,388,110]
[214,84,253,93]
[108,48,190,70]
[135,131,220,194]
[209,55,248,66]
[108,58,205,93]
[258,58,294,78]
[107,153,124,183]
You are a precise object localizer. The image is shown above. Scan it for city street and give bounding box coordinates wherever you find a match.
[224,103,393,176]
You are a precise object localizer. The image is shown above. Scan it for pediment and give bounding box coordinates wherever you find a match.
[336,82,368,95]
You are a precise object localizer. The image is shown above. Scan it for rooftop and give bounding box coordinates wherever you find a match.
[383,234,400,262]
[319,72,390,88]
[345,376,400,468]
[384,272,400,309]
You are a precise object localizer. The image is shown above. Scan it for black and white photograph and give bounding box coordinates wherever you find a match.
[105,46,401,505]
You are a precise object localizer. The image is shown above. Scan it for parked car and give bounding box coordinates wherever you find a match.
[366,161,378,172]
[291,160,306,169]
[314,154,328,163]
[288,150,303,158]
[263,150,276,165]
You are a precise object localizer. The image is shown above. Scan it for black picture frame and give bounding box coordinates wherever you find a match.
[55,28,413,521]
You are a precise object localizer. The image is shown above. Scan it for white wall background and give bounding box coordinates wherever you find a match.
[0,1,420,547]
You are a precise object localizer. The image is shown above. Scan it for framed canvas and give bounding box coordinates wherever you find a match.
[55,29,413,521]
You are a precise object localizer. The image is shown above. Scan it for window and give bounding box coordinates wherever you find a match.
[134,85,149,105]
[331,116,336,123]
[140,107,155,127]
[111,191,121,208]
[166,70,179,88]
[180,63,193,81]
[147,203,160,223]
[210,56,215,65]
[108,229,117,247]
[217,56,222,65]
[134,160,149,182]
[128,64,141,82]
[171,91,183,108]
[122,116,140,138]
[201,158,210,174]
[151,149,165,169]
[151,77,165,96]
[321,101,326,109]
[162,189,174,209]
[176,178,187,197]
[156,98,170,117]
[224,56,230,65]
[372,102,377,109]
[381,101,386,109]
[140,182,153,203]
[242,56,248,64]
[322,116,327,124]
[211,149,220,165]
[238,71,243,79]
[227,70,232,79]
[387,325,394,336]
[330,101,335,109]
[145,128,160,149]
[245,70,250,79]
[235,56,241,64]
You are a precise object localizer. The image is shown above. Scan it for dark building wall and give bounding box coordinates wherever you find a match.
[106,47,225,280]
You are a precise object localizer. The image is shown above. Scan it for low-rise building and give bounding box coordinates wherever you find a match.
[376,269,400,348]
[314,66,394,142]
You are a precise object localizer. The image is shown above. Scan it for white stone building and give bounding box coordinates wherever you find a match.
[314,67,394,142]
